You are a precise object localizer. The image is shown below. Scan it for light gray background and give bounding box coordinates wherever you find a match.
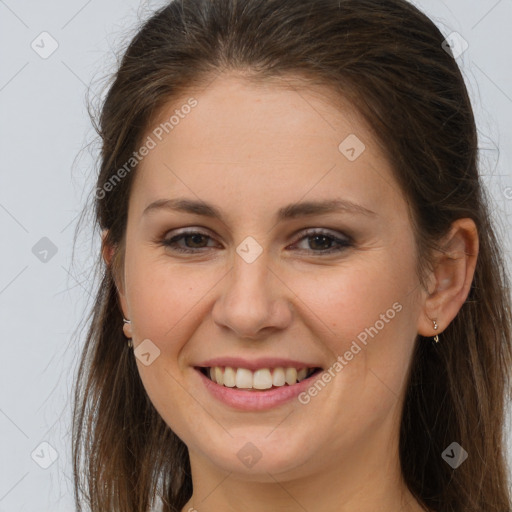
[1,0,511,510]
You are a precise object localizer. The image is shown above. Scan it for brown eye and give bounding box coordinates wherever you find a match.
[290,229,353,254]
[160,228,352,255]
[161,231,216,253]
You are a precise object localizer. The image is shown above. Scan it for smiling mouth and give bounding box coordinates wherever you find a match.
[197,366,323,390]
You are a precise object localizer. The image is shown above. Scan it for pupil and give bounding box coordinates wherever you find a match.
[310,235,330,250]
[188,234,205,247]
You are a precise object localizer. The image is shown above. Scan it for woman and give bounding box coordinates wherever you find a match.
[72,0,512,511]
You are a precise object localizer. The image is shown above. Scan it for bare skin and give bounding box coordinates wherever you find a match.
[103,73,478,512]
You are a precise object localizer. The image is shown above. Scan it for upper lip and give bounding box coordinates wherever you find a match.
[195,357,323,371]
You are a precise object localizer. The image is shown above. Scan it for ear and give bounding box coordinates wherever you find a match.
[101,229,115,266]
[417,218,479,338]
[101,229,131,331]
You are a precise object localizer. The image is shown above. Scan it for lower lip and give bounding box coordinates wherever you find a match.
[195,368,322,411]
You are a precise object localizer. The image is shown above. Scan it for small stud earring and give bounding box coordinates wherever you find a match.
[123,318,133,348]
[433,320,439,343]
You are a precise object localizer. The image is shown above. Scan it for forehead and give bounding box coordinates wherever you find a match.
[146,73,368,149]
[130,73,403,221]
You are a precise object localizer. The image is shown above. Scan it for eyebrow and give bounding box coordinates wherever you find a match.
[142,197,376,221]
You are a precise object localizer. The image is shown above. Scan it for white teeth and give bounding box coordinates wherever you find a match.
[204,366,315,389]
[223,366,236,387]
[235,368,253,389]
[297,368,308,381]
[285,368,298,385]
[272,367,286,387]
[214,367,223,385]
[253,369,273,390]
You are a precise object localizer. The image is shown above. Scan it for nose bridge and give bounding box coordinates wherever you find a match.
[229,231,273,299]
[232,247,270,301]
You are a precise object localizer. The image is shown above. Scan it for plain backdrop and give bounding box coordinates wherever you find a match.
[1,0,511,510]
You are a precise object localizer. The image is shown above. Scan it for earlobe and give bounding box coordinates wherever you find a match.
[417,218,479,339]
[122,318,133,341]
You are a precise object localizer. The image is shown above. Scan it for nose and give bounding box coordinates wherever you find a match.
[211,251,293,340]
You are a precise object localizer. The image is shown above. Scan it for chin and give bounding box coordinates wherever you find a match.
[195,431,317,480]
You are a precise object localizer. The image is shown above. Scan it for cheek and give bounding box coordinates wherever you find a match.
[124,247,224,355]
[284,252,420,448]
[290,245,420,389]
[123,249,214,437]
[299,253,416,335]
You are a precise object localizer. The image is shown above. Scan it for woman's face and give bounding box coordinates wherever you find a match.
[116,73,428,480]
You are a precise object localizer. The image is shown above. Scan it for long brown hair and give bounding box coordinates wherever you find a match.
[72,1,512,510]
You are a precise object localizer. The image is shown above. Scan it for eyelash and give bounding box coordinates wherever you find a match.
[159,228,353,255]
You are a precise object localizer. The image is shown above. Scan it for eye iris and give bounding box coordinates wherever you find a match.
[309,235,332,250]
[186,234,207,248]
